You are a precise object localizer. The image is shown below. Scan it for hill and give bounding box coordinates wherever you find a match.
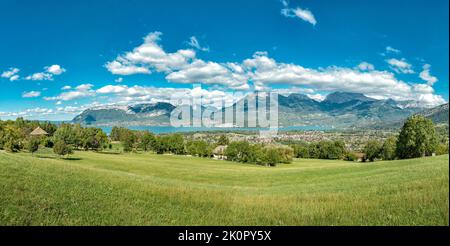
[72,92,426,129]
[418,103,449,124]
[0,150,448,225]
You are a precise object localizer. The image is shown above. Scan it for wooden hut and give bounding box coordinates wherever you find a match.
[30,126,48,136]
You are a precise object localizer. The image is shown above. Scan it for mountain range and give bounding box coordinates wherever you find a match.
[72,92,449,129]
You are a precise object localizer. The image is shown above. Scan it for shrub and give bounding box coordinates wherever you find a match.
[53,140,73,157]
[26,137,40,155]
[380,136,397,160]
[344,152,358,162]
[363,140,382,162]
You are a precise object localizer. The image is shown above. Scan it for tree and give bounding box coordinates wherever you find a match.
[363,140,382,162]
[262,148,281,166]
[380,136,397,160]
[140,131,156,151]
[27,137,40,155]
[291,142,309,158]
[53,140,73,157]
[168,134,185,155]
[396,115,438,159]
[2,125,23,152]
[217,135,229,146]
[122,133,136,153]
[53,124,76,145]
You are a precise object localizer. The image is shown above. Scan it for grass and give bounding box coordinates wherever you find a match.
[0,148,448,225]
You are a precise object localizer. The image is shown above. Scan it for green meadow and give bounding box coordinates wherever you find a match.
[0,149,448,226]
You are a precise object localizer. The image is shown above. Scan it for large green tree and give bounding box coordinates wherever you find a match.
[396,115,438,159]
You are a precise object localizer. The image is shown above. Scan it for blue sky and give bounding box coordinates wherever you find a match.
[0,0,448,120]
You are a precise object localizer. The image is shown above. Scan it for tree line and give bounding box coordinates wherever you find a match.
[0,115,448,163]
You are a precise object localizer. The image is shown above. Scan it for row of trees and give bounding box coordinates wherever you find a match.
[111,127,294,166]
[290,140,347,160]
[0,118,109,156]
[363,115,448,161]
[225,141,294,166]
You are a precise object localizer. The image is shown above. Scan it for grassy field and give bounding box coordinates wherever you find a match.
[0,149,448,225]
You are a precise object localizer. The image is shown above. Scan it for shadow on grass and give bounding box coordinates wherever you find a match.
[35,155,82,161]
[96,151,122,155]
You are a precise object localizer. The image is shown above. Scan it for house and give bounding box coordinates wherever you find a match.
[213,145,227,160]
[30,126,48,137]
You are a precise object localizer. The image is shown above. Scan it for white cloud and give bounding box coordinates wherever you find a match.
[103,32,445,107]
[22,91,41,98]
[243,52,444,106]
[281,1,317,26]
[115,77,124,83]
[386,46,401,54]
[46,64,66,75]
[106,32,196,75]
[44,83,94,101]
[357,62,375,71]
[1,67,20,81]
[61,85,72,90]
[187,36,210,52]
[386,58,414,74]
[165,60,249,90]
[25,64,66,81]
[105,60,151,75]
[419,64,438,85]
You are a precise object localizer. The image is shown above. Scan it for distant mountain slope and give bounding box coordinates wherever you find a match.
[418,103,449,124]
[73,102,175,126]
[72,92,429,129]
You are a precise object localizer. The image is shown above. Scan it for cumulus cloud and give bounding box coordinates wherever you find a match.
[106,31,196,75]
[187,36,210,52]
[25,64,66,81]
[419,64,438,85]
[165,60,249,90]
[103,32,445,107]
[44,83,94,101]
[22,91,41,98]
[1,67,20,81]
[386,58,414,74]
[115,77,124,83]
[356,62,375,71]
[281,1,317,26]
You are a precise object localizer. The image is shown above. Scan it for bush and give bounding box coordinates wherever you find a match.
[53,140,73,157]
[26,137,40,155]
[363,140,382,162]
[291,142,309,158]
[436,143,449,155]
[381,136,397,160]
[344,152,358,161]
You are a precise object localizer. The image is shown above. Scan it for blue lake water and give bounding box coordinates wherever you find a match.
[99,125,330,135]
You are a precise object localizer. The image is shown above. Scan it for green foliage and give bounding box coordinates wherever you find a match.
[291,142,309,158]
[186,140,213,157]
[139,131,156,151]
[26,137,40,154]
[344,152,358,162]
[436,143,449,155]
[122,133,136,153]
[217,135,230,146]
[381,136,397,160]
[168,134,185,155]
[53,140,73,157]
[363,140,382,162]
[53,124,77,145]
[80,127,108,151]
[396,115,438,159]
